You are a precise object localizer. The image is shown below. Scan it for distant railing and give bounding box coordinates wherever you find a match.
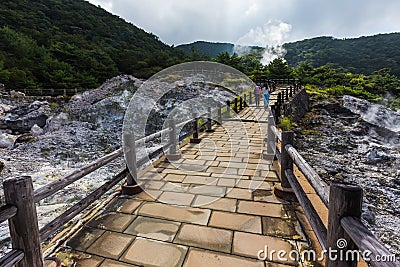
[267,119,398,267]
[9,88,84,97]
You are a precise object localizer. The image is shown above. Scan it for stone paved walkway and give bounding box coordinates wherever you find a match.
[59,106,316,267]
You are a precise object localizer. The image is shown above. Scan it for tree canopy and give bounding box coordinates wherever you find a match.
[0,0,187,89]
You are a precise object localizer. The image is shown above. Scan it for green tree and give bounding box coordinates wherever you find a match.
[267,58,292,79]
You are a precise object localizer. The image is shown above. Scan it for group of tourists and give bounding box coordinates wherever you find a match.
[254,83,270,108]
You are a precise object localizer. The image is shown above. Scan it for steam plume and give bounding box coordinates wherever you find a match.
[235,20,292,65]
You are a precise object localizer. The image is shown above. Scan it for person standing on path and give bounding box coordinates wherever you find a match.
[254,84,261,107]
[262,83,270,108]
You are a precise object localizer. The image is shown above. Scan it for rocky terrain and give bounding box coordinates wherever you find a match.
[0,74,235,251]
[295,95,400,256]
[1,76,399,257]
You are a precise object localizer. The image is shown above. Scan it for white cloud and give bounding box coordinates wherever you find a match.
[86,0,400,45]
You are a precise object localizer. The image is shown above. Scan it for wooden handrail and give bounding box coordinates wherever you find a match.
[270,125,282,141]
[285,145,329,205]
[341,216,398,267]
[0,92,250,266]
[0,205,17,224]
[0,250,24,267]
[34,148,124,203]
[39,168,129,240]
[285,169,327,250]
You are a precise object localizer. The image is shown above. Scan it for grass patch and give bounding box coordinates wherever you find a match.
[279,116,294,131]
[305,84,381,102]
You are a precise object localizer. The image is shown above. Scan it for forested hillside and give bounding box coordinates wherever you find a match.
[0,0,186,89]
[283,33,400,76]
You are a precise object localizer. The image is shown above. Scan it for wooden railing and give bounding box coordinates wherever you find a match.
[9,88,84,97]
[267,119,398,267]
[0,82,303,266]
[0,91,253,266]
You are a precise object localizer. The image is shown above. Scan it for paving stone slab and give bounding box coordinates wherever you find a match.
[124,216,180,241]
[67,227,105,251]
[158,191,195,206]
[209,211,262,234]
[73,252,104,267]
[237,200,284,218]
[138,202,211,225]
[262,217,304,240]
[86,232,134,260]
[87,212,135,232]
[226,187,253,200]
[99,259,139,267]
[121,238,187,267]
[182,175,218,185]
[232,231,296,264]
[188,184,226,197]
[183,248,264,267]
[192,195,237,212]
[174,224,233,253]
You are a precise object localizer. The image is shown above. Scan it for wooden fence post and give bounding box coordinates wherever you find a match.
[249,92,253,105]
[226,100,231,118]
[280,131,294,189]
[190,115,201,143]
[3,176,43,267]
[326,183,362,267]
[244,94,247,108]
[122,132,141,195]
[217,105,222,124]
[123,132,137,186]
[167,119,181,160]
[267,115,275,156]
[206,107,215,132]
[234,97,238,113]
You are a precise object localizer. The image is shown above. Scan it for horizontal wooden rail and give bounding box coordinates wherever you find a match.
[39,168,129,240]
[0,205,17,224]
[0,250,24,267]
[285,169,327,250]
[285,145,329,205]
[0,90,251,267]
[341,216,398,267]
[270,125,282,141]
[34,148,124,203]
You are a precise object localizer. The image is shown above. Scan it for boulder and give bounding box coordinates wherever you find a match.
[3,101,50,133]
[31,124,44,136]
[0,133,17,148]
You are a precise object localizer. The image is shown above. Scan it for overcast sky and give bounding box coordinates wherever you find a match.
[87,0,400,46]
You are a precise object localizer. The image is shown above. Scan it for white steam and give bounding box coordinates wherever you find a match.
[235,20,292,65]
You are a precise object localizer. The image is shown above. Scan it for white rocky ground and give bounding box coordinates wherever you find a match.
[1,76,398,257]
[296,96,400,256]
[0,74,235,253]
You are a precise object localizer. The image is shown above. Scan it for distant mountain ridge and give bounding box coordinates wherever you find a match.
[283,33,400,76]
[177,41,263,58]
[179,33,400,77]
[177,41,235,58]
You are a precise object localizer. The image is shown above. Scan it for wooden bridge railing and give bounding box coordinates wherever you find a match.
[0,82,303,266]
[267,120,398,267]
[0,91,255,266]
[9,88,84,97]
